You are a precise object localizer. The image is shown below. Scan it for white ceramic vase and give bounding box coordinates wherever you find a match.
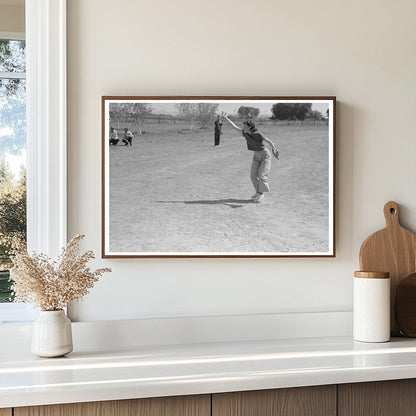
[31,310,73,357]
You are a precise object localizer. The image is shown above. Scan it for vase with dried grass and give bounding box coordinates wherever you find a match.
[10,234,111,357]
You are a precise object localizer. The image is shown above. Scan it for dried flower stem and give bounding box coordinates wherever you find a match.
[10,234,111,310]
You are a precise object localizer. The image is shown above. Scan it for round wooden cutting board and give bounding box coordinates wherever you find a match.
[359,201,416,336]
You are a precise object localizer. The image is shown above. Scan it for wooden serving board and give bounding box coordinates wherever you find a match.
[359,201,416,336]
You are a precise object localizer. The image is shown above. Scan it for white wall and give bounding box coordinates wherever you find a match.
[67,0,416,322]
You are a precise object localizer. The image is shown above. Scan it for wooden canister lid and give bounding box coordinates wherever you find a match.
[354,271,390,279]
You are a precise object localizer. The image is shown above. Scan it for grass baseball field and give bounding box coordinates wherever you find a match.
[108,122,330,254]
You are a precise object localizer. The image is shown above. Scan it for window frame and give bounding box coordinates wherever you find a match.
[0,0,67,323]
[26,0,67,257]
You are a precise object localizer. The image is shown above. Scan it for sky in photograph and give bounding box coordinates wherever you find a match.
[148,101,329,117]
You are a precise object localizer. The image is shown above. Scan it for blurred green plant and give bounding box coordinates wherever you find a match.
[0,270,12,302]
[0,161,26,302]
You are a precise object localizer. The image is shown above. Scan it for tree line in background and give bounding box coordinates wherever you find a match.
[109,102,328,135]
[270,103,327,122]
[174,103,219,127]
[109,103,152,135]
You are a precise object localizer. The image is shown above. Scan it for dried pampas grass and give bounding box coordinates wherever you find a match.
[10,234,111,311]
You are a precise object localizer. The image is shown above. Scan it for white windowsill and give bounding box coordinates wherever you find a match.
[1,331,416,409]
[0,303,36,324]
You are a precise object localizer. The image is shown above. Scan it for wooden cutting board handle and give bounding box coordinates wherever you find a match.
[383,201,400,228]
[359,201,416,336]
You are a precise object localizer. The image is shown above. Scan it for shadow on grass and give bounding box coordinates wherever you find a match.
[156,198,254,209]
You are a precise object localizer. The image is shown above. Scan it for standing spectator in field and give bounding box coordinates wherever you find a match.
[222,113,279,203]
[109,126,119,145]
[122,128,134,146]
[214,115,222,146]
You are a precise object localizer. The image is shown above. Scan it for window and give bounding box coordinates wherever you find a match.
[0,0,67,324]
[0,34,27,313]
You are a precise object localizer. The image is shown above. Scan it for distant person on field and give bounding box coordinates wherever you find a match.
[109,126,119,145]
[214,114,222,146]
[122,128,133,146]
[222,113,279,203]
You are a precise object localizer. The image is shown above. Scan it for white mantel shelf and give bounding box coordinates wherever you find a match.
[2,336,416,409]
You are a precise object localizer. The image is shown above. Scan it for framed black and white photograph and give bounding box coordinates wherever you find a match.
[102,96,336,258]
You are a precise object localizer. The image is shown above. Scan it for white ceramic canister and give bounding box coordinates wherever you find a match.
[353,271,390,343]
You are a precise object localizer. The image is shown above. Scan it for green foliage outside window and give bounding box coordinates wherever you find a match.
[0,39,27,303]
[0,163,26,302]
